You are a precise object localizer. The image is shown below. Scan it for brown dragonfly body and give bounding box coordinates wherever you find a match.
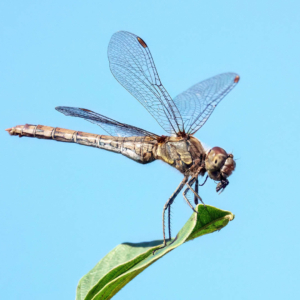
[6,31,240,252]
[7,124,206,175]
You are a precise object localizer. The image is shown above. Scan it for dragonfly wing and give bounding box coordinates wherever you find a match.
[55,106,159,138]
[108,31,184,135]
[173,73,240,135]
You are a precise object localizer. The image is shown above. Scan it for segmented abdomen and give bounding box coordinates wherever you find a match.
[6,124,157,164]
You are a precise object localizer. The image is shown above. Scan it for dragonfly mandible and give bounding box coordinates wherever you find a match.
[6,31,239,251]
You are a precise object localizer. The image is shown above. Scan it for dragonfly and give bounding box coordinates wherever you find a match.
[6,31,239,251]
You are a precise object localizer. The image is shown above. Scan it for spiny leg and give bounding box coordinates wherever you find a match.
[216,178,229,193]
[194,175,208,205]
[182,177,199,213]
[163,178,201,250]
[194,177,199,205]
[183,187,197,213]
[167,187,178,240]
[199,175,208,186]
[186,178,213,218]
[167,185,179,240]
[168,177,205,249]
[168,205,171,240]
[153,176,189,255]
[162,176,188,246]
[194,174,208,205]
[186,179,205,206]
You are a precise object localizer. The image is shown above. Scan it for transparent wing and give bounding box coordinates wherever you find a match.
[108,31,184,135]
[55,106,159,138]
[173,73,240,135]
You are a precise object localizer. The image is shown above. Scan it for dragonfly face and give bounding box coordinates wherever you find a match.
[205,147,236,181]
[205,147,236,194]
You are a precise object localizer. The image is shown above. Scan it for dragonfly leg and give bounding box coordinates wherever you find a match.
[153,176,189,255]
[216,178,229,193]
[186,178,213,218]
[194,177,199,205]
[186,180,206,207]
[194,175,208,204]
[166,178,209,250]
[182,187,197,213]
[182,177,200,213]
[168,205,171,240]
[166,177,201,249]
[199,175,208,186]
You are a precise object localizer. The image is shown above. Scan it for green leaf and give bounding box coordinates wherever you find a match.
[76,205,234,300]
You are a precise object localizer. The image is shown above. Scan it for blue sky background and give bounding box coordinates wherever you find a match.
[1,1,300,299]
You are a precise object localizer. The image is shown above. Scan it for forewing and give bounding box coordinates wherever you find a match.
[108,31,183,135]
[173,73,239,135]
[55,106,159,138]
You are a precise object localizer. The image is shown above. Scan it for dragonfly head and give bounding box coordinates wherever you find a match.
[205,147,236,181]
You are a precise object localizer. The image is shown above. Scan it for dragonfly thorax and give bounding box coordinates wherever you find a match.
[154,135,206,175]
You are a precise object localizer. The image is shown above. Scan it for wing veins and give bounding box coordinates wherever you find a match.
[55,106,159,138]
[108,31,184,135]
[173,72,239,135]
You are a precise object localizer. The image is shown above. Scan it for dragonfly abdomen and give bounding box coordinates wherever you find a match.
[6,124,157,164]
